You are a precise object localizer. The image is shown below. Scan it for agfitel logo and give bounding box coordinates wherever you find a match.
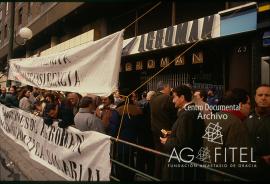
[202,122,223,145]
[168,122,256,168]
[196,147,211,163]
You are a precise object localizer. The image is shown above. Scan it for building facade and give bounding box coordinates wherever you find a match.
[0,1,269,98]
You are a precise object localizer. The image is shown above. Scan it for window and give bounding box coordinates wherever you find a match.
[18,7,23,25]
[4,24,7,39]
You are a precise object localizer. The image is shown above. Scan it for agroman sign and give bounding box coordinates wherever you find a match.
[122,14,220,56]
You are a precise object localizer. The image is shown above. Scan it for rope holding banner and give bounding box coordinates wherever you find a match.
[116,1,162,140]
[116,97,128,141]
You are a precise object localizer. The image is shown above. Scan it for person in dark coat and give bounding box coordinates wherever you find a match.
[207,87,219,106]
[43,100,74,128]
[136,91,155,176]
[245,85,270,181]
[59,99,75,128]
[0,87,6,104]
[204,88,253,181]
[150,81,177,179]
[160,85,205,181]
[108,89,144,181]
[43,103,59,126]
[5,86,19,108]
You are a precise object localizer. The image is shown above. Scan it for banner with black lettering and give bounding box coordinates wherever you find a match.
[0,103,111,181]
[122,14,220,56]
[8,30,124,96]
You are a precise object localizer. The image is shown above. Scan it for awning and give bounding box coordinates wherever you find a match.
[122,2,257,56]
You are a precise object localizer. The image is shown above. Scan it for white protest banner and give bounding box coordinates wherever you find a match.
[8,30,124,96]
[0,103,111,181]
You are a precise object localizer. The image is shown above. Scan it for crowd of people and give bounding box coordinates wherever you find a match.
[0,82,269,181]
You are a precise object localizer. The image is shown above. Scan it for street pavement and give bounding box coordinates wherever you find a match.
[0,128,66,181]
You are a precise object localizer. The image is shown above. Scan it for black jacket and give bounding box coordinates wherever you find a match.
[244,110,270,181]
[0,93,6,104]
[245,111,270,157]
[43,101,74,128]
[165,103,205,154]
[4,94,19,108]
[150,92,177,135]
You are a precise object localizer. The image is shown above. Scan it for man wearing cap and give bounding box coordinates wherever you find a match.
[150,81,177,179]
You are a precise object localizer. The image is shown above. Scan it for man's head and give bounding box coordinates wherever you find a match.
[79,96,94,111]
[114,90,120,98]
[255,85,270,108]
[157,81,171,95]
[45,93,55,103]
[172,85,192,109]
[222,88,251,117]
[9,86,17,95]
[207,88,216,97]
[142,91,147,99]
[101,94,114,107]
[193,89,207,103]
[34,101,43,112]
[1,87,6,94]
[146,91,156,101]
[67,93,80,106]
[46,103,58,119]
[131,92,138,102]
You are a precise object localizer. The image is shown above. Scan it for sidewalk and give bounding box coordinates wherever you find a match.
[0,128,66,181]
